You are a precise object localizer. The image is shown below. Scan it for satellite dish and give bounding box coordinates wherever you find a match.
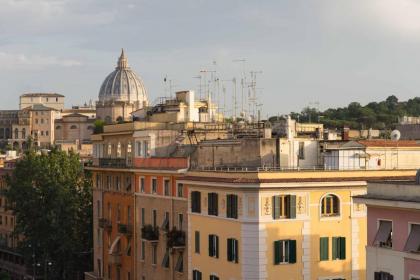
[391,130,401,141]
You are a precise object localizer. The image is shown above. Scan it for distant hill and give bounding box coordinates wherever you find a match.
[271,95,420,130]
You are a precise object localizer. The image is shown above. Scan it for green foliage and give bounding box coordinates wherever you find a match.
[280,95,420,130]
[5,149,93,279]
[93,119,105,134]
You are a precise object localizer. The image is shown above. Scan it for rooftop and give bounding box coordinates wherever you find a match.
[21,93,64,98]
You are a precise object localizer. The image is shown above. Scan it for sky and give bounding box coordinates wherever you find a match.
[1,0,420,117]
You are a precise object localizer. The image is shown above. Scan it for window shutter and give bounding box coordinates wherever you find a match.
[288,195,296,219]
[320,237,329,261]
[339,237,346,260]
[208,235,213,257]
[235,239,239,263]
[215,235,219,258]
[274,241,281,264]
[333,196,339,214]
[289,240,296,263]
[226,195,231,218]
[374,272,381,280]
[227,239,232,261]
[233,195,238,219]
[273,196,280,219]
[195,231,200,254]
[332,237,338,259]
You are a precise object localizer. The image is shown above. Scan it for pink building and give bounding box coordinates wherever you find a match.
[355,181,420,280]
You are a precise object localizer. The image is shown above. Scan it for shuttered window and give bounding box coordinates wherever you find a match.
[192,270,202,280]
[374,271,394,280]
[226,194,238,219]
[332,237,346,260]
[175,253,183,272]
[210,276,220,280]
[208,193,218,216]
[274,240,296,264]
[208,234,219,258]
[320,237,329,261]
[272,195,296,219]
[321,194,340,217]
[161,249,169,268]
[227,238,239,263]
[191,191,201,213]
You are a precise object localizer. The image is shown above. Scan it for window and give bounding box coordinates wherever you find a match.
[151,178,157,194]
[210,276,220,280]
[164,179,170,196]
[178,213,183,230]
[107,144,112,156]
[108,265,111,279]
[126,238,131,256]
[404,224,420,252]
[320,237,329,261]
[41,131,44,136]
[195,231,200,254]
[273,195,296,219]
[126,176,132,192]
[274,240,296,264]
[107,176,111,189]
[227,238,239,263]
[152,245,157,265]
[298,141,305,159]
[46,130,49,136]
[127,142,132,154]
[140,177,145,193]
[70,125,77,129]
[152,210,157,227]
[374,271,394,280]
[41,119,44,124]
[162,212,169,232]
[192,270,202,280]
[374,220,392,248]
[177,183,184,197]
[208,193,218,216]
[332,237,346,260]
[136,142,142,157]
[116,176,121,191]
[144,141,149,157]
[162,248,169,268]
[208,234,219,258]
[191,191,201,213]
[226,194,238,219]
[141,241,145,261]
[321,194,340,217]
[117,142,122,158]
[175,253,183,273]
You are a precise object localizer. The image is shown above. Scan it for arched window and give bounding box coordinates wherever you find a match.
[321,194,340,217]
[56,125,61,130]
[21,128,26,139]
[70,125,77,129]
[14,128,18,139]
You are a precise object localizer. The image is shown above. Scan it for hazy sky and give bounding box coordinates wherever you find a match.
[1,0,420,116]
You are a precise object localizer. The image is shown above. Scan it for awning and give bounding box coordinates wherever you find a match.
[374,221,392,244]
[108,236,121,255]
[404,224,420,252]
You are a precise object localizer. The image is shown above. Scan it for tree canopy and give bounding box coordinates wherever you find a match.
[284,95,420,129]
[5,149,92,279]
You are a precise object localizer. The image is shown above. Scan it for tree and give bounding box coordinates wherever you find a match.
[5,149,93,279]
[93,119,105,134]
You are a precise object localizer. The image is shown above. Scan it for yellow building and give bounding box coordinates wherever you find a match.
[181,169,416,280]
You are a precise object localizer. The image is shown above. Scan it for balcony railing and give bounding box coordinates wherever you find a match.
[141,225,159,242]
[98,158,128,168]
[167,228,186,248]
[117,223,133,236]
[98,218,112,231]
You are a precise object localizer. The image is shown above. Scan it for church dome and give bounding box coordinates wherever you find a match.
[98,49,148,104]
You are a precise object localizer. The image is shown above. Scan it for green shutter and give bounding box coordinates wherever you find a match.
[332,237,338,259]
[233,195,238,219]
[288,195,296,219]
[320,237,329,261]
[235,239,239,263]
[273,196,280,219]
[195,231,200,254]
[215,235,219,258]
[227,239,232,261]
[289,240,296,263]
[274,241,281,264]
[208,235,213,256]
[339,237,346,260]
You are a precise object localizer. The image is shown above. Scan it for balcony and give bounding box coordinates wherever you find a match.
[141,225,159,242]
[108,253,121,265]
[98,218,112,231]
[167,228,186,248]
[117,223,133,236]
[98,158,128,168]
